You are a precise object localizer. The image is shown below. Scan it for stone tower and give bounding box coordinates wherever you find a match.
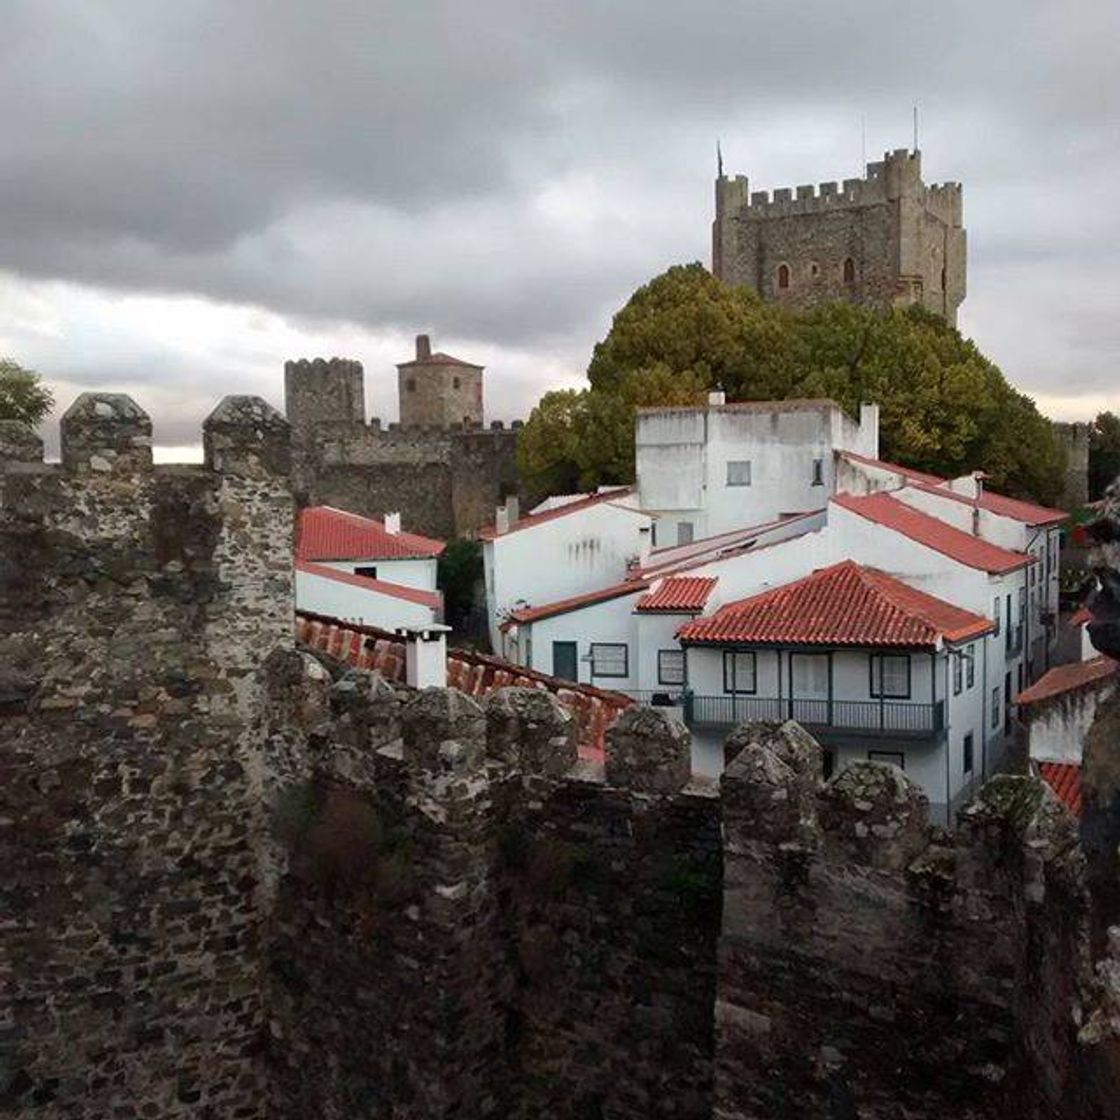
[712,148,966,324]
[1053,420,1091,508]
[397,334,484,428]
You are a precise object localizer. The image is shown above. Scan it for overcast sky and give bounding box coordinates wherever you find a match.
[2,0,1118,456]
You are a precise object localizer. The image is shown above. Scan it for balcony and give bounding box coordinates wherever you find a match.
[684,694,946,740]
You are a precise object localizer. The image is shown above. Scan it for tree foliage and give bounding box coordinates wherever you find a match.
[0,360,53,427]
[521,263,1066,505]
[1089,411,1120,501]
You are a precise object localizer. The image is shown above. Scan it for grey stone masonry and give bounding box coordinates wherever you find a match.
[60,391,152,473]
[605,704,692,793]
[204,394,292,479]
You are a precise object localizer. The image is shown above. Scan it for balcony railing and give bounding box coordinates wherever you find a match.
[684,694,945,737]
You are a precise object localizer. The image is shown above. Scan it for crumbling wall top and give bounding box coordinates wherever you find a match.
[60,391,152,474]
[203,394,291,478]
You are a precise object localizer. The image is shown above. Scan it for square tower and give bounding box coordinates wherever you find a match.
[712,149,966,325]
[397,335,484,428]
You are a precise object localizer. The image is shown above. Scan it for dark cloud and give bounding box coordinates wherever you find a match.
[1,0,1118,421]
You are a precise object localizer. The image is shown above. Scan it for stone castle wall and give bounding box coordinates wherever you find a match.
[284,357,521,539]
[1054,421,1092,509]
[713,148,966,324]
[2,398,1119,1117]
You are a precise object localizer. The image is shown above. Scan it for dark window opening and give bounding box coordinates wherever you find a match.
[963,733,974,773]
[777,263,790,289]
[843,257,855,283]
[811,458,824,486]
[354,566,378,580]
[453,377,461,389]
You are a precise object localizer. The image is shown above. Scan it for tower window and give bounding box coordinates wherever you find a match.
[941,266,946,291]
[407,378,416,391]
[777,263,790,290]
[843,257,855,283]
[453,377,461,389]
[810,261,820,278]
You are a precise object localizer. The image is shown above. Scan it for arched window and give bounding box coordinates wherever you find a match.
[777,263,790,290]
[810,261,820,278]
[843,257,855,283]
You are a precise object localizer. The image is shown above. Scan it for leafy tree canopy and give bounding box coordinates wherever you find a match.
[521,263,1065,505]
[1089,411,1120,500]
[0,359,54,428]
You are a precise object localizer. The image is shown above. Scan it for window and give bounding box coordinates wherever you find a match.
[453,376,461,389]
[966,645,975,689]
[810,261,820,278]
[811,458,824,486]
[723,650,757,694]
[726,460,752,487]
[953,654,963,696]
[991,687,1000,730]
[354,565,378,580]
[868,750,904,770]
[792,654,829,698]
[991,597,1001,637]
[963,733,974,774]
[590,643,628,679]
[777,263,790,289]
[657,649,685,686]
[822,749,836,781]
[870,654,911,698]
[941,265,946,291]
[843,257,855,283]
[1018,587,1026,625]
[676,522,694,546]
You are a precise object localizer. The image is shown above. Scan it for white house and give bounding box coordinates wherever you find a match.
[635,396,879,543]
[678,560,997,823]
[294,505,445,630]
[480,488,654,652]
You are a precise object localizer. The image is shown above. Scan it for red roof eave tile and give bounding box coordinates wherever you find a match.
[297,506,446,562]
[1038,762,1082,817]
[635,576,718,612]
[1016,656,1117,706]
[504,579,649,626]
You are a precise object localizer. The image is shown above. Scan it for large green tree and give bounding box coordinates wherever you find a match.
[0,360,53,427]
[1089,411,1120,500]
[521,264,1065,506]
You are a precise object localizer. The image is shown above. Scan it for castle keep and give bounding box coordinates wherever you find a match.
[1,393,1119,1118]
[285,336,521,539]
[713,148,967,324]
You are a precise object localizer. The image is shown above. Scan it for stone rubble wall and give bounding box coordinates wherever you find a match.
[2,395,1118,1118]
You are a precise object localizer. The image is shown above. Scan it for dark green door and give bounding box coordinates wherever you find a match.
[553,641,578,682]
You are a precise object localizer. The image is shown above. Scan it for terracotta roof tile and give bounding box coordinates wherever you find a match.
[478,487,640,541]
[1016,656,1117,706]
[677,560,993,649]
[396,351,482,369]
[635,577,718,613]
[1038,762,1082,817]
[296,612,632,760]
[832,492,1034,574]
[297,506,445,562]
[295,559,442,609]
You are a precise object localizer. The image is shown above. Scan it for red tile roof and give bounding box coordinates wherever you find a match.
[832,492,1034,574]
[1038,762,1082,817]
[908,480,1068,528]
[297,506,446,562]
[677,560,993,648]
[1016,656,1117,706]
[635,577,718,613]
[478,487,640,541]
[838,449,946,486]
[295,559,442,609]
[296,612,632,761]
[502,579,648,627]
[396,351,481,369]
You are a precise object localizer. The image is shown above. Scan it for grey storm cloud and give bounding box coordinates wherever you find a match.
[1,0,1119,411]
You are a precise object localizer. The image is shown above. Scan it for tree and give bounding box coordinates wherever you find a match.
[0,360,53,427]
[522,265,1065,506]
[1090,412,1120,500]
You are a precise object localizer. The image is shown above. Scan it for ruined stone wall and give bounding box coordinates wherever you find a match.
[1054,420,1091,509]
[0,393,293,1117]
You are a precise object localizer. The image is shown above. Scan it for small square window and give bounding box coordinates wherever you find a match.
[723,650,757,693]
[590,643,628,679]
[726,460,752,487]
[811,458,824,486]
[657,650,685,686]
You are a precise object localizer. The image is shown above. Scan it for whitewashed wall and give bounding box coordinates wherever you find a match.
[1027,680,1117,764]
[295,568,437,630]
[319,556,437,592]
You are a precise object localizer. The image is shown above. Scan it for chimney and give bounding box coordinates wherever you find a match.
[384,511,401,535]
[495,506,510,535]
[416,334,431,361]
[495,494,520,536]
[859,402,880,456]
[638,523,652,569]
[972,473,984,536]
[398,625,450,689]
[708,387,726,406]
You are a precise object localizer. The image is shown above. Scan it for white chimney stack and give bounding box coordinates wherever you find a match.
[384,511,401,535]
[708,388,726,406]
[859,402,881,456]
[638,523,652,568]
[397,625,451,689]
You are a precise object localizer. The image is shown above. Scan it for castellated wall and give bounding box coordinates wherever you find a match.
[713,149,966,325]
[2,395,1119,1118]
[285,358,521,539]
